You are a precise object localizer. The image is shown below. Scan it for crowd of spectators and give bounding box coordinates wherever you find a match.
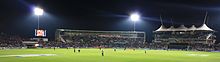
[1,32,220,51]
[49,34,146,48]
[0,33,24,48]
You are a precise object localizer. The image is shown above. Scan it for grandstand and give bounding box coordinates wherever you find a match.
[55,29,146,48]
[0,33,24,48]
[153,24,216,50]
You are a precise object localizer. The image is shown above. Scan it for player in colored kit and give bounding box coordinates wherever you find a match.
[101,50,104,56]
[74,48,76,53]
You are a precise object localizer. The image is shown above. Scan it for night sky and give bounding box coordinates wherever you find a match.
[1,0,220,42]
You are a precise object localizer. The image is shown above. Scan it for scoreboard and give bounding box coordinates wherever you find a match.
[35,29,46,37]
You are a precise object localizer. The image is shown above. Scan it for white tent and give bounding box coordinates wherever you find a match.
[155,24,214,31]
[197,24,213,31]
[175,25,188,31]
[155,25,167,31]
[188,25,197,31]
[167,26,175,31]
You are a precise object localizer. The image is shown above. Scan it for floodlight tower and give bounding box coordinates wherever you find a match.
[34,7,44,29]
[129,12,141,48]
[130,12,140,32]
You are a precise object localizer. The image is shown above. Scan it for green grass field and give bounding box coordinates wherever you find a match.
[0,48,220,62]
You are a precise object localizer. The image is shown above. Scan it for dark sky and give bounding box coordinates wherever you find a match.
[1,0,220,42]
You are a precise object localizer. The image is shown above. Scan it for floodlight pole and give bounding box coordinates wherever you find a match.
[130,12,140,32]
[133,21,136,32]
[133,21,136,48]
[34,7,43,29]
[37,15,40,29]
[129,12,140,47]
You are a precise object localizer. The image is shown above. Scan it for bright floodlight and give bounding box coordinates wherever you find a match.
[34,7,44,16]
[130,13,140,22]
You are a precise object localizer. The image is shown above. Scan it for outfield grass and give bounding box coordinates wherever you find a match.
[0,48,220,62]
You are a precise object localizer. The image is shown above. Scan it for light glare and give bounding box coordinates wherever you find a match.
[34,7,44,16]
[130,13,140,22]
